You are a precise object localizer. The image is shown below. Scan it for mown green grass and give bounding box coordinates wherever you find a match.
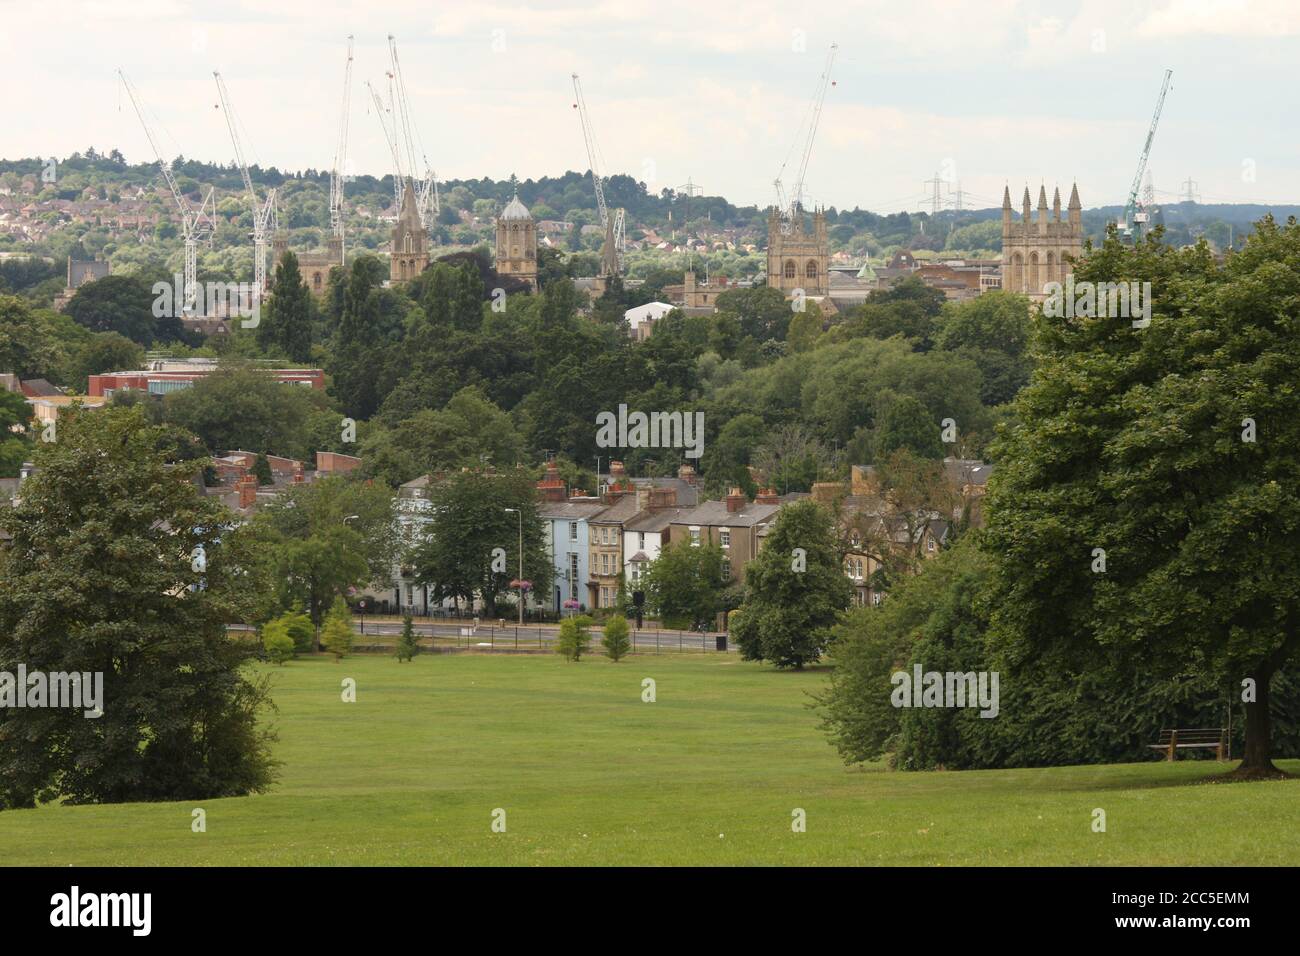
[2,653,1296,865]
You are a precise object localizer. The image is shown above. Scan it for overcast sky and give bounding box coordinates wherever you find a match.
[4,0,1298,212]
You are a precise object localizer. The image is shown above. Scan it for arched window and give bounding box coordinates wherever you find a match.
[805,260,818,279]
[1029,252,1040,294]
[313,273,322,290]
[784,260,796,279]
[1046,251,1056,286]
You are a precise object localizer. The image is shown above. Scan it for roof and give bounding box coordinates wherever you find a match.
[943,458,993,487]
[589,495,642,524]
[626,476,700,508]
[538,500,609,521]
[20,379,61,397]
[672,499,781,529]
[624,506,693,534]
[500,194,532,221]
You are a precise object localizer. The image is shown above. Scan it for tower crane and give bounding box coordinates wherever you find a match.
[1121,69,1172,240]
[213,71,278,298]
[117,69,215,316]
[329,36,354,263]
[571,73,624,276]
[773,43,837,234]
[387,35,439,228]
[366,79,405,213]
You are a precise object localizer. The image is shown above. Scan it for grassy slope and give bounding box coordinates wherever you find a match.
[1,653,1296,866]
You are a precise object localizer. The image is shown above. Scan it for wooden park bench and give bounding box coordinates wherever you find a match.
[1149,728,1227,762]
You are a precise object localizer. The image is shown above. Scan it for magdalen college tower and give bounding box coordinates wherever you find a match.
[766,207,829,297]
[1000,183,1083,299]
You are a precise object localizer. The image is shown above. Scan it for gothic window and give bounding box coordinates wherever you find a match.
[805,260,818,279]
[313,273,322,290]
[784,260,796,279]
[1046,250,1056,285]
[1029,252,1040,294]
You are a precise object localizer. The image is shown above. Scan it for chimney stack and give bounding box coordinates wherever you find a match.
[536,459,567,502]
[677,463,697,485]
[755,487,779,505]
[725,487,746,513]
[237,475,258,510]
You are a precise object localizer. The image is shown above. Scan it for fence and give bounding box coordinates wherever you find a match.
[347,617,730,654]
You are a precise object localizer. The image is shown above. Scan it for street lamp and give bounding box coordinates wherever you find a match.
[504,507,524,625]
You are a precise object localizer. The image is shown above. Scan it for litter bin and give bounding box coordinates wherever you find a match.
[715,634,728,652]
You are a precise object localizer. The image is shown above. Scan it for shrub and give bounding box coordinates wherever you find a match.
[602,614,631,662]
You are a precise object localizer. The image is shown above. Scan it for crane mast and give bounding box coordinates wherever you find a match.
[118,69,215,316]
[387,35,439,229]
[213,72,278,299]
[367,79,405,213]
[571,73,624,275]
[1122,69,1173,239]
[773,43,837,234]
[330,36,355,262]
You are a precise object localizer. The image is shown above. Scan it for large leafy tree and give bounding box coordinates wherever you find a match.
[732,499,852,669]
[63,274,157,346]
[985,218,1300,776]
[0,405,277,807]
[409,470,550,617]
[161,363,321,458]
[641,538,727,630]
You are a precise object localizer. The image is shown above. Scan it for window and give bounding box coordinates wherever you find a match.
[806,260,818,279]
[872,592,883,606]
[721,559,731,581]
[569,554,579,599]
[690,527,701,546]
[719,528,731,548]
[927,537,936,553]
[784,259,796,279]
[601,553,609,575]
[569,522,578,542]
[638,532,646,550]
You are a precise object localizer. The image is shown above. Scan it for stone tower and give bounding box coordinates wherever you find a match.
[766,208,828,296]
[389,181,429,283]
[495,191,538,290]
[1000,182,1082,299]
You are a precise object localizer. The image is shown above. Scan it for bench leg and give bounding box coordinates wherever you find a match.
[1167,730,1177,762]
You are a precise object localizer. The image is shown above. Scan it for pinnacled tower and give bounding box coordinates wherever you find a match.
[495,188,538,291]
[1000,182,1083,298]
[389,181,429,283]
[767,207,828,297]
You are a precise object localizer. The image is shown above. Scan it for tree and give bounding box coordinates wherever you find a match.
[262,619,295,665]
[557,615,593,661]
[260,251,314,362]
[0,405,278,807]
[278,610,315,654]
[0,389,32,478]
[984,218,1300,777]
[253,453,274,486]
[409,470,550,617]
[0,295,63,380]
[602,614,631,661]
[322,596,354,660]
[63,275,157,346]
[397,614,420,662]
[162,363,319,458]
[641,539,726,630]
[875,394,944,460]
[731,500,852,669]
[69,332,144,392]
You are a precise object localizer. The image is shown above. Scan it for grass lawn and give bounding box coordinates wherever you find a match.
[1,653,1296,866]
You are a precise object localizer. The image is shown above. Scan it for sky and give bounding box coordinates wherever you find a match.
[3,0,1298,213]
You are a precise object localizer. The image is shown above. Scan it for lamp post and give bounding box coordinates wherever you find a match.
[504,507,523,625]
